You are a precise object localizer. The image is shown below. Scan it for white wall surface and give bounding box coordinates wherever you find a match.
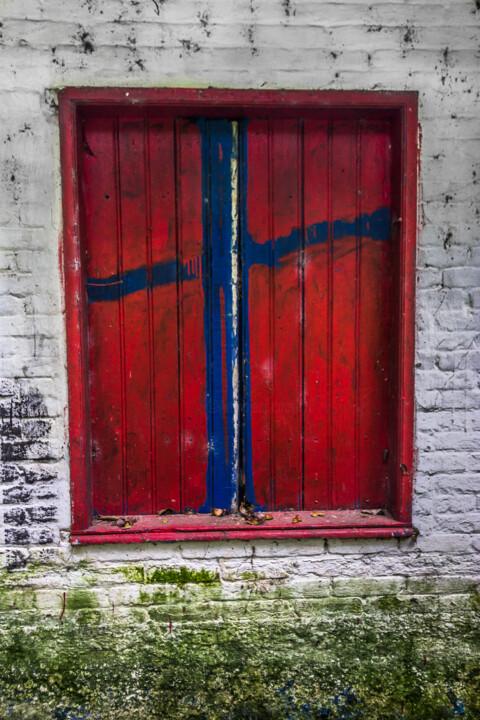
[0,0,479,583]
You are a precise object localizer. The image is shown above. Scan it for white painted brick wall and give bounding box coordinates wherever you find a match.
[0,0,479,584]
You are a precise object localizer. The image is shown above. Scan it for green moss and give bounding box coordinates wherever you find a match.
[373,595,404,611]
[0,588,479,719]
[113,565,221,586]
[147,567,220,585]
[76,609,101,625]
[112,565,146,583]
[470,592,480,611]
[0,588,37,611]
[240,571,267,581]
[65,589,98,610]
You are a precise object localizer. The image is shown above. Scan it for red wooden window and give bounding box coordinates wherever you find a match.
[59,89,417,544]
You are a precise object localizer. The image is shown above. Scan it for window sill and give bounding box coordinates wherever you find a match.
[71,510,413,545]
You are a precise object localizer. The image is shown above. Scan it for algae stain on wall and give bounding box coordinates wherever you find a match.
[113,565,221,585]
[0,598,479,719]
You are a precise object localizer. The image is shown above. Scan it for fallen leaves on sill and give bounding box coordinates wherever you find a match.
[213,508,224,517]
[162,519,169,524]
[245,517,265,525]
[157,508,175,516]
[361,508,385,517]
[292,515,302,524]
[96,515,137,528]
[239,501,267,525]
[265,514,273,520]
[311,511,325,518]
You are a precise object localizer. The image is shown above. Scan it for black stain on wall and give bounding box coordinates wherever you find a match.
[151,0,166,15]
[246,26,258,56]
[198,11,211,37]
[180,39,201,55]
[282,0,296,17]
[1,384,57,550]
[77,29,94,54]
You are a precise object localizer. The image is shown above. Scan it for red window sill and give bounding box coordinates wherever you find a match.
[71,510,413,545]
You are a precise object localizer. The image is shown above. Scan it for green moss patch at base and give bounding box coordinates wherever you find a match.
[0,602,479,719]
[113,565,221,585]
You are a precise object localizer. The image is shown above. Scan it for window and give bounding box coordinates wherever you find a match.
[60,89,417,543]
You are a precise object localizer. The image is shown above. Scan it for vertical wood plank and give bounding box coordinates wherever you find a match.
[148,118,182,512]
[358,120,392,507]
[303,119,330,509]
[271,119,302,510]
[177,119,209,511]
[244,119,273,509]
[331,120,358,509]
[83,117,124,516]
[117,118,152,514]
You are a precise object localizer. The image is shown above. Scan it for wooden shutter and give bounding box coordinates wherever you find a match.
[244,118,392,511]
[81,113,393,515]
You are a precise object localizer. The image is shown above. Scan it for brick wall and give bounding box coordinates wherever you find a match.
[0,0,479,579]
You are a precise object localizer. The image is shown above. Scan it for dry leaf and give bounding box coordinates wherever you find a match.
[245,517,265,525]
[157,508,174,516]
[361,508,384,517]
[162,519,169,524]
[184,508,194,515]
[115,518,125,527]
[311,511,325,518]
[292,515,302,524]
[123,522,132,529]
[265,514,273,520]
[213,508,224,517]
[239,501,255,517]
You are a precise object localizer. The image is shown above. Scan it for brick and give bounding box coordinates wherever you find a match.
[435,493,477,514]
[327,538,400,555]
[181,542,253,560]
[332,577,405,597]
[406,576,479,595]
[399,533,475,554]
[443,267,480,288]
[435,513,480,534]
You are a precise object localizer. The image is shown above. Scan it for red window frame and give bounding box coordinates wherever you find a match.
[59,88,417,544]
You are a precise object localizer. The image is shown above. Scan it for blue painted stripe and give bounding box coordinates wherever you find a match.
[86,257,199,303]
[198,119,238,512]
[87,206,390,303]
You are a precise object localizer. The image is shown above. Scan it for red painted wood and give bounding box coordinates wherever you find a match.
[148,118,182,512]
[176,120,209,511]
[60,96,92,533]
[60,89,417,541]
[358,120,392,508]
[392,99,417,523]
[330,121,358,509]
[303,119,330,509]
[61,87,419,116]
[73,526,414,544]
[82,117,124,515]
[247,119,273,509]
[117,118,153,514]
[70,509,414,544]
[271,119,302,510]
